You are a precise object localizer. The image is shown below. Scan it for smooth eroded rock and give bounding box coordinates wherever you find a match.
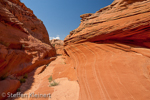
[0,0,56,77]
[0,78,21,100]
[50,39,64,55]
[64,0,150,100]
[64,0,150,47]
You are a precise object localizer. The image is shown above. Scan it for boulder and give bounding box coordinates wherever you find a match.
[0,78,21,100]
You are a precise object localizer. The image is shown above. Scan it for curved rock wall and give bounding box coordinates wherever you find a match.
[64,0,150,47]
[0,0,56,77]
[64,0,150,100]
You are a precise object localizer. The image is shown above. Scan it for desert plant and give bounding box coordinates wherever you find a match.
[20,78,26,83]
[48,75,59,87]
[46,63,50,66]
[50,81,59,86]
[0,73,8,80]
[0,41,10,47]
[17,88,20,92]
[52,44,55,47]
[5,43,10,47]
[23,73,28,79]
[21,44,25,49]
[48,75,53,82]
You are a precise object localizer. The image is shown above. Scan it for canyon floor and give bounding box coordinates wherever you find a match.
[10,41,150,100]
[13,55,79,100]
[1,0,150,100]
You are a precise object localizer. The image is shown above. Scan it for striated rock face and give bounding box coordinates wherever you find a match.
[65,42,150,100]
[64,0,150,47]
[0,0,56,78]
[64,0,150,100]
[50,39,64,55]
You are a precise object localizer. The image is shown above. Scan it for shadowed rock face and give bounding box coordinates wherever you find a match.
[63,0,150,100]
[0,79,21,100]
[0,0,56,77]
[0,1,56,99]
[64,0,150,47]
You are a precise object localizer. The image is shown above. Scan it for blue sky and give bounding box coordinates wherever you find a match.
[21,0,114,40]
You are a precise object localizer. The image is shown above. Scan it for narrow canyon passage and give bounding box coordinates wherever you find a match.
[65,42,150,100]
[1,0,150,100]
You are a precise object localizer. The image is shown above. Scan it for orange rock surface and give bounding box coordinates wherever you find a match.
[64,42,150,100]
[1,0,150,100]
[50,39,64,55]
[0,0,56,77]
[63,0,150,100]
[0,0,56,99]
[14,56,79,100]
[0,79,21,100]
[64,0,150,47]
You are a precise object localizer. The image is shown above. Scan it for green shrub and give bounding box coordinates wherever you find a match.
[52,44,55,47]
[0,41,10,47]
[46,63,50,66]
[21,44,25,49]
[0,73,7,80]
[17,88,20,92]
[50,81,59,87]
[48,75,53,82]
[20,78,26,83]
[48,75,59,87]
[23,74,28,79]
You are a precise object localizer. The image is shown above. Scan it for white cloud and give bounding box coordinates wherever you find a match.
[49,35,60,40]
